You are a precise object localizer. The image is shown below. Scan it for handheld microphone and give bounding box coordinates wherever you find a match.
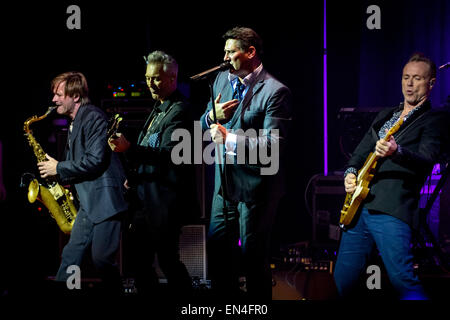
[190,61,232,81]
[439,62,450,70]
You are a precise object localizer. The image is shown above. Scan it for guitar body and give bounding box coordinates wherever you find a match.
[339,153,376,227]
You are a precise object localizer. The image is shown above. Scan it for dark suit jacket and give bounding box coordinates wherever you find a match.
[56,104,128,223]
[127,90,197,227]
[200,69,292,203]
[347,101,449,228]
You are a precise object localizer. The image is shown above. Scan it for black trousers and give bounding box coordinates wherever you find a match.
[56,209,123,295]
[207,193,280,300]
[128,209,192,297]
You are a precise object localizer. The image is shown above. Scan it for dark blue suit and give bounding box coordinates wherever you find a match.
[200,69,292,299]
[55,104,128,292]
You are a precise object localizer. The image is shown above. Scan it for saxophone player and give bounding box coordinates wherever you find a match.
[37,71,128,295]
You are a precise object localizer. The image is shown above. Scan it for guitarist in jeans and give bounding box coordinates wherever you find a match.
[334,53,449,299]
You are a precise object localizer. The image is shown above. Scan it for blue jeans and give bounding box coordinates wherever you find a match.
[334,207,427,300]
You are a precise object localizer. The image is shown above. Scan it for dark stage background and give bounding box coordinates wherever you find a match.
[0,0,449,295]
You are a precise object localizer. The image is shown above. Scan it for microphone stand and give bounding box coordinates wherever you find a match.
[191,62,234,293]
[190,65,231,211]
[417,161,450,273]
[206,74,234,294]
[207,75,230,253]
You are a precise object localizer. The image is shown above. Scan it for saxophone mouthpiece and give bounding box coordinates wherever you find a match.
[44,106,57,116]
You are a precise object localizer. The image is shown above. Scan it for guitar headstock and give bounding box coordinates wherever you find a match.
[107,113,123,139]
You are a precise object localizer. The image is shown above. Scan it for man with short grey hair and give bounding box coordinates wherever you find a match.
[110,50,196,297]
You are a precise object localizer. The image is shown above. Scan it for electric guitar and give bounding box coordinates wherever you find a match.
[339,117,404,228]
[106,113,138,211]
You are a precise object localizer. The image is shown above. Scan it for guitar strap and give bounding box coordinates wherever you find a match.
[394,109,429,141]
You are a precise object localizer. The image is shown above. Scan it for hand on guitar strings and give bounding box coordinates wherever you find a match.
[108,133,130,153]
[375,129,398,158]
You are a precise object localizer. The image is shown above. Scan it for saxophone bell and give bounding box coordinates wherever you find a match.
[28,179,40,203]
[20,173,39,203]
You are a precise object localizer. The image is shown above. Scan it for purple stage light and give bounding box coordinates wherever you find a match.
[323,0,328,176]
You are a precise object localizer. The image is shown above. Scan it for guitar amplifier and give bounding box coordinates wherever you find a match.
[155,224,208,285]
[273,241,338,300]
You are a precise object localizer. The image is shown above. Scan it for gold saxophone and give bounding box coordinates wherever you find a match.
[24,106,78,234]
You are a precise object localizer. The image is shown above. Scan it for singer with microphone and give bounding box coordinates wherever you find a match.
[198,27,292,300]
[334,53,450,300]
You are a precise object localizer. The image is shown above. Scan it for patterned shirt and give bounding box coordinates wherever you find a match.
[344,102,424,177]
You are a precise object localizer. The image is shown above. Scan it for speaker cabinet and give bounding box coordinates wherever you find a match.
[311,174,346,242]
[155,224,207,282]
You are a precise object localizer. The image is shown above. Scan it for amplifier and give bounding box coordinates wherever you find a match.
[310,174,346,242]
[155,224,208,285]
[273,241,338,300]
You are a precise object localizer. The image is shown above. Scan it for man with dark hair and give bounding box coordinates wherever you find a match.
[200,27,292,300]
[109,51,195,297]
[38,71,128,295]
[334,53,449,299]
[223,27,264,59]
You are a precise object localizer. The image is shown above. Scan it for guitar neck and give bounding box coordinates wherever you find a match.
[358,152,379,180]
[107,114,122,139]
[357,127,397,179]
[383,131,394,142]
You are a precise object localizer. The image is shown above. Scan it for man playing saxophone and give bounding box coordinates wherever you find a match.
[37,71,128,295]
